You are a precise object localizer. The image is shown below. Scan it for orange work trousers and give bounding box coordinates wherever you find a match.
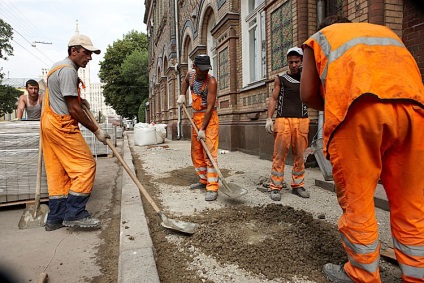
[41,106,96,197]
[328,96,424,283]
[191,111,219,192]
[270,117,310,191]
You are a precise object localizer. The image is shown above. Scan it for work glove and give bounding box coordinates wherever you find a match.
[94,128,111,145]
[81,99,90,110]
[265,118,274,134]
[177,95,186,105]
[197,129,206,141]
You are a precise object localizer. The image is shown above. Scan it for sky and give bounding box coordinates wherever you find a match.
[0,0,147,83]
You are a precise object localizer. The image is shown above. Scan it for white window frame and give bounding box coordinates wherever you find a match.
[241,0,266,87]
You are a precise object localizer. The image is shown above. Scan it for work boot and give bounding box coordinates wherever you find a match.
[189,182,207,190]
[63,216,101,229]
[292,187,310,198]
[205,190,218,201]
[45,221,65,232]
[282,181,288,189]
[270,190,281,201]
[323,263,354,283]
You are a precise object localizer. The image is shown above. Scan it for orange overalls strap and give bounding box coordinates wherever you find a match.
[190,70,211,112]
[303,23,424,157]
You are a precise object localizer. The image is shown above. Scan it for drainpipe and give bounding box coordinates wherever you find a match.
[175,0,182,139]
[317,0,325,139]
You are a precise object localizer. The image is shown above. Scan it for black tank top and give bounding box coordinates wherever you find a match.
[276,72,308,118]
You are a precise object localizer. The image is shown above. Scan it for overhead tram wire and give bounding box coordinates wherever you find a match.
[11,39,51,67]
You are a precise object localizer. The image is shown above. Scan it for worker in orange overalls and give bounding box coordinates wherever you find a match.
[266,47,310,201]
[177,54,219,201]
[301,15,424,282]
[41,34,110,231]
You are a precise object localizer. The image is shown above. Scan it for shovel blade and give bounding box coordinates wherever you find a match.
[219,182,248,199]
[159,213,197,235]
[18,204,49,229]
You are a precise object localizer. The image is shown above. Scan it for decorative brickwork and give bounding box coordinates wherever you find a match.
[271,1,293,71]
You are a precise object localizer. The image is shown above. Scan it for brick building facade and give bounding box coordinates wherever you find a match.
[144,0,423,160]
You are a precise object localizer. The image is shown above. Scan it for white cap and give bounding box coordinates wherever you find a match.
[68,34,101,54]
[287,47,303,56]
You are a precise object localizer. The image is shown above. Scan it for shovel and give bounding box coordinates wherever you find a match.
[182,104,247,199]
[18,131,50,229]
[83,107,197,235]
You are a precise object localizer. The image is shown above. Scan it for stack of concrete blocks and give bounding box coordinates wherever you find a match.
[79,123,116,157]
[0,121,48,204]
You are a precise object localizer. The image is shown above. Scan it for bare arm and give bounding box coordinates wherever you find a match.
[300,46,324,111]
[16,95,26,119]
[180,71,190,97]
[65,96,98,133]
[267,77,281,118]
[201,77,217,131]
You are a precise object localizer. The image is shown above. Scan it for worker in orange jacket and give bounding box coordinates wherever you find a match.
[41,34,110,231]
[177,55,219,201]
[301,15,424,283]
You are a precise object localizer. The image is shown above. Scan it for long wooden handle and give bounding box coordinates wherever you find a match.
[84,108,161,213]
[34,134,43,213]
[181,104,225,181]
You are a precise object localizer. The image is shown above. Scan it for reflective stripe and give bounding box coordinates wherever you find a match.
[292,170,305,176]
[195,167,207,172]
[271,170,284,177]
[69,190,90,197]
[398,263,424,279]
[393,237,424,257]
[207,177,219,183]
[311,32,405,84]
[271,180,282,186]
[293,178,304,185]
[49,195,67,199]
[341,233,380,254]
[348,254,380,273]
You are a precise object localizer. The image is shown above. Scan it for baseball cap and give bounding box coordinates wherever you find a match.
[287,47,303,56]
[68,34,101,54]
[194,54,212,71]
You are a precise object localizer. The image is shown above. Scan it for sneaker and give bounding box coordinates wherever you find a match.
[205,190,218,201]
[270,190,281,201]
[323,263,354,283]
[63,217,101,229]
[189,182,207,190]
[45,221,64,232]
[292,187,310,198]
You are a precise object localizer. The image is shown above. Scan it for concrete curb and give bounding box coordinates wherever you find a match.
[118,134,160,283]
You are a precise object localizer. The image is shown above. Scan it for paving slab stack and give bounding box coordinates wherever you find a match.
[0,121,118,205]
[0,121,47,204]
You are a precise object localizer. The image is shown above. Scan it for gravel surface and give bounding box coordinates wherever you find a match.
[128,133,401,282]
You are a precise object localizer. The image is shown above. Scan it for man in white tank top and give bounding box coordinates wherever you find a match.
[16,79,43,120]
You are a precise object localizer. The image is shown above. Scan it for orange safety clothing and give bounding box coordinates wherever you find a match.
[191,111,219,192]
[189,70,219,192]
[304,23,424,282]
[303,23,424,158]
[329,97,424,282]
[41,65,96,197]
[270,117,309,190]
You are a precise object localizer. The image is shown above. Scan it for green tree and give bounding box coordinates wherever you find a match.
[99,31,149,119]
[0,85,22,116]
[0,19,14,80]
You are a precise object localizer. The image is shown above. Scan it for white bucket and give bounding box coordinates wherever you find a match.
[134,123,157,146]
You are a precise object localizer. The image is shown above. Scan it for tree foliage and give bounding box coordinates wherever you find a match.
[0,19,14,80]
[0,85,22,117]
[99,31,149,119]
